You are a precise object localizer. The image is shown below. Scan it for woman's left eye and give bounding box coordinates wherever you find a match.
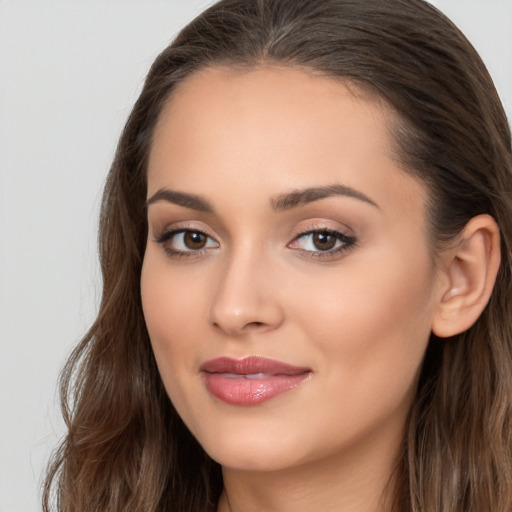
[288,229,356,257]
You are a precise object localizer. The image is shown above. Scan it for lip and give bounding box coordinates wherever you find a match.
[200,356,312,406]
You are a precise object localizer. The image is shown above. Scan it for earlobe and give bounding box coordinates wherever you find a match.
[432,214,501,338]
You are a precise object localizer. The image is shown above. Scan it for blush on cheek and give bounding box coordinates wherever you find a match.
[302,249,434,391]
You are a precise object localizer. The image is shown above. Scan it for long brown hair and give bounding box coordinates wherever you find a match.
[43,0,512,510]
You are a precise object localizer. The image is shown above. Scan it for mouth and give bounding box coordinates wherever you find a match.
[200,356,312,406]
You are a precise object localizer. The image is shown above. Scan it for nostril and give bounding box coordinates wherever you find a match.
[211,319,267,335]
[248,321,264,327]
[209,299,285,335]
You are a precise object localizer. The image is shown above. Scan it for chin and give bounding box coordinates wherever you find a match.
[191,419,309,472]
[207,443,301,473]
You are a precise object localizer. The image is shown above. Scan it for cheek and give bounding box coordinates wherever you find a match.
[290,244,436,402]
[141,259,215,433]
[140,255,203,383]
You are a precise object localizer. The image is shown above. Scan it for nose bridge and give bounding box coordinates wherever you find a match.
[208,241,284,336]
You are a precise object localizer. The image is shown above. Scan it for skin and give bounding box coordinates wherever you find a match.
[141,66,446,512]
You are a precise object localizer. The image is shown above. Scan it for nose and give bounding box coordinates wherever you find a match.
[208,249,285,337]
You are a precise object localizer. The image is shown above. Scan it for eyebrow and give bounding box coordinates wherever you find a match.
[145,188,214,212]
[145,183,378,213]
[271,184,379,211]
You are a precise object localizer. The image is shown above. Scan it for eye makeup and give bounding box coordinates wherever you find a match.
[154,227,219,259]
[287,226,357,260]
[153,222,357,262]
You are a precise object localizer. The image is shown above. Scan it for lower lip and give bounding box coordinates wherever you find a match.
[202,372,310,406]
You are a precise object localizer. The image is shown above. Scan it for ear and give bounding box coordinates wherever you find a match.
[432,214,501,338]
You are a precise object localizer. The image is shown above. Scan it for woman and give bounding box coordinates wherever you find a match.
[44,0,512,510]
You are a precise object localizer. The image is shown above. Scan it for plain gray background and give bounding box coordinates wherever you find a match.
[1,1,511,510]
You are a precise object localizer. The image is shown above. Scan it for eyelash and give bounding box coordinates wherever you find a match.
[154,226,357,260]
[154,228,217,259]
[289,226,357,260]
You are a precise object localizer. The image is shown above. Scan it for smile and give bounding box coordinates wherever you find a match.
[200,357,312,406]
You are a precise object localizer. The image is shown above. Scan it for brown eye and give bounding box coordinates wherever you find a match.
[287,228,357,259]
[312,232,337,251]
[183,231,208,250]
[155,229,219,256]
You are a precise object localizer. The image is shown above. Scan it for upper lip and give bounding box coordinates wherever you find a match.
[200,356,311,376]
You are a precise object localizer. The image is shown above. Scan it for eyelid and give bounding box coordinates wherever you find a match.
[287,224,357,259]
[152,219,217,242]
[153,224,220,258]
[293,221,352,237]
[155,228,219,246]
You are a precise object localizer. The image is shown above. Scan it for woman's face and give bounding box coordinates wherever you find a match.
[142,66,443,473]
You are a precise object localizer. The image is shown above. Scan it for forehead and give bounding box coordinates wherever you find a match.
[147,65,426,221]
[152,65,391,153]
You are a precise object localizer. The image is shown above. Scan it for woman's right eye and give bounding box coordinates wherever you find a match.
[155,229,219,257]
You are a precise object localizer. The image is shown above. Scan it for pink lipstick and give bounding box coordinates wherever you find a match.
[200,356,311,406]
